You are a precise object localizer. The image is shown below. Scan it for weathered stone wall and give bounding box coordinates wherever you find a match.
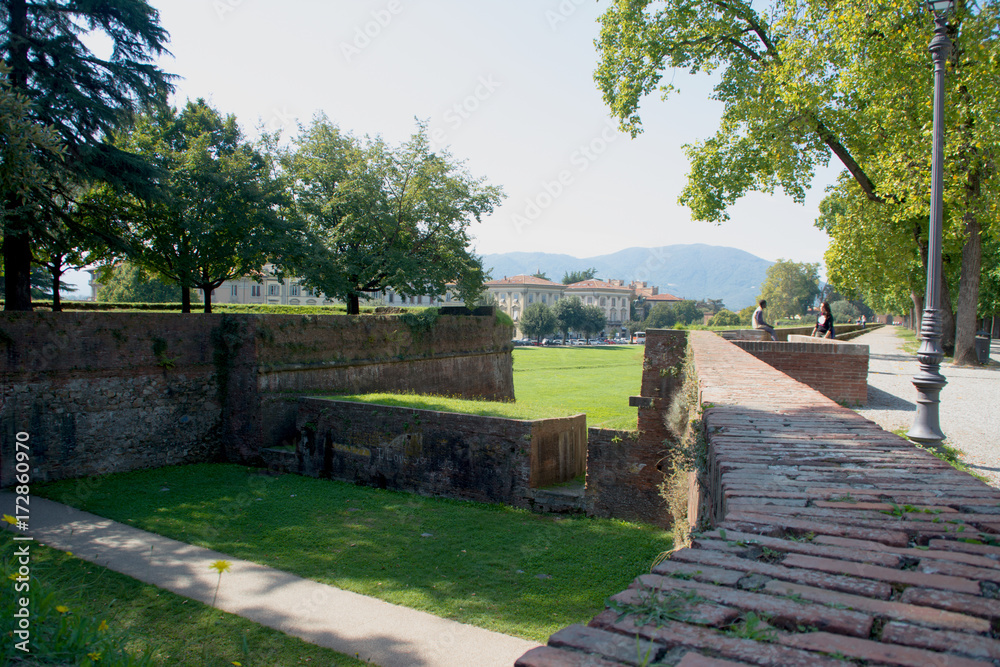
[288,398,586,506]
[585,428,665,525]
[0,312,223,486]
[0,312,513,487]
[732,336,869,406]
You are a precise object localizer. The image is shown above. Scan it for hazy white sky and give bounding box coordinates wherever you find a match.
[69,0,841,294]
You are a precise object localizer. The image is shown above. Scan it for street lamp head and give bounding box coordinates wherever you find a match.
[927,0,955,18]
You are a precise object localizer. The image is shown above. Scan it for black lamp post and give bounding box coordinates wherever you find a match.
[908,0,954,444]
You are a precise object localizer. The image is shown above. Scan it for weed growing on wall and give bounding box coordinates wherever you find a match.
[658,345,708,547]
[398,308,440,342]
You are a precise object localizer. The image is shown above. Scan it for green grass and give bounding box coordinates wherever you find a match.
[1,538,370,666]
[34,464,672,643]
[335,344,645,430]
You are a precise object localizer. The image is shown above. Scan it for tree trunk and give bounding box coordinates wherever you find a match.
[181,286,191,313]
[347,293,360,315]
[3,232,33,311]
[203,287,213,314]
[50,262,63,312]
[953,214,983,365]
[939,267,956,356]
[910,292,923,332]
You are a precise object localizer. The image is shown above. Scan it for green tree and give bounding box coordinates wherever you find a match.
[531,271,549,281]
[91,100,286,313]
[519,301,557,342]
[96,262,182,303]
[562,268,598,285]
[738,304,756,326]
[594,0,999,365]
[552,296,585,343]
[709,309,741,326]
[579,305,608,342]
[284,117,503,314]
[759,260,821,319]
[830,299,861,324]
[643,303,676,329]
[1,0,172,311]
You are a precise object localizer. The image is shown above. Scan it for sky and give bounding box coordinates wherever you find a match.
[69,0,841,295]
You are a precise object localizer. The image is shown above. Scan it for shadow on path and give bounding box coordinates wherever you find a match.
[865,385,914,411]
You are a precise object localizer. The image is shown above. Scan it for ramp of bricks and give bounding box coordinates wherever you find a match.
[518,330,1000,667]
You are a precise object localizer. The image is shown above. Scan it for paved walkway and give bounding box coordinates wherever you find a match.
[852,326,1000,488]
[1,494,539,667]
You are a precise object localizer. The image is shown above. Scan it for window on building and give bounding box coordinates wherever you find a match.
[251,285,261,297]
[610,297,616,307]
[528,294,534,304]
[268,284,279,296]
[600,297,606,306]
[587,296,593,305]
[231,285,238,297]
[388,293,394,303]
[417,296,423,305]
[290,285,300,296]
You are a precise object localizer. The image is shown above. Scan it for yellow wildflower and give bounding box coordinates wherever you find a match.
[210,560,231,574]
[87,651,102,661]
[2,514,17,525]
[98,620,108,632]
[56,605,69,613]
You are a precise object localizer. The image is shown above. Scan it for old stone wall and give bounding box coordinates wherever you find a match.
[288,398,586,506]
[732,336,869,406]
[0,312,513,487]
[585,428,664,525]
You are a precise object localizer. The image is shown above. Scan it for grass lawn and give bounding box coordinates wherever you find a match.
[0,538,369,666]
[34,464,672,643]
[335,344,645,431]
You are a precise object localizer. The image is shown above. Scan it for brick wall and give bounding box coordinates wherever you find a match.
[582,329,689,528]
[732,336,869,406]
[586,428,666,526]
[288,398,586,506]
[0,312,513,486]
[518,330,1000,667]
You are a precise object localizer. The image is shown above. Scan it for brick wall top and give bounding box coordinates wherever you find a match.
[518,330,1000,667]
[734,337,870,357]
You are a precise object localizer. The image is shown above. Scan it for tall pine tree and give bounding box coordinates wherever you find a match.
[1,0,172,310]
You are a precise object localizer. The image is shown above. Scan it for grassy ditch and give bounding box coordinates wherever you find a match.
[336,344,644,430]
[34,464,672,643]
[0,538,369,666]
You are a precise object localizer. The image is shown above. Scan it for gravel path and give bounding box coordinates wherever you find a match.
[852,325,1000,488]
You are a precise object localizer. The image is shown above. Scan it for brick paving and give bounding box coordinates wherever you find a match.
[518,331,1000,667]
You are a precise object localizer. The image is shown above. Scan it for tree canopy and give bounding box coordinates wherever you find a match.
[553,295,585,342]
[519,301,557,341]
[595,0,1000,364]
[562,268,599,284]
[96,261,183,303]
[758,260,821,318]
[1,0,173,310]
[283,116,504,314]
[90,100,286,313]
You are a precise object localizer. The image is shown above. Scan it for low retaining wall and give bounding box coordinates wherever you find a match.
[731,335,869,406]
[284,398,586,507]
[0,312,513,487]
[519,330,1000,667]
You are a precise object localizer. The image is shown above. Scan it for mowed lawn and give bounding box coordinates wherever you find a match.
[34,464,672,643]
[337,344,645,431]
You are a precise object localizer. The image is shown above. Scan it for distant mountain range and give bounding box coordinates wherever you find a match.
[481,244,774,311]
